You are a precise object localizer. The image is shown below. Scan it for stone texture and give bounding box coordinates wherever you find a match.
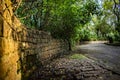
[29,57,120,80]
[0,0,69,80]
[0,15,3,37]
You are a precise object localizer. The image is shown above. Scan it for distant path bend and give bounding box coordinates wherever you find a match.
[76,42,120,74]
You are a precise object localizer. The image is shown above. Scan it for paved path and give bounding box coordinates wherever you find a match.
[76,42,120,74]
[30,57,120,80]
[29,42,120,80]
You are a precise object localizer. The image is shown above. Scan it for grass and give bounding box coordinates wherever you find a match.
[69,54,88,60]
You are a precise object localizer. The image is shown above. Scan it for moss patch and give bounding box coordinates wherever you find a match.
[69,54,88,60]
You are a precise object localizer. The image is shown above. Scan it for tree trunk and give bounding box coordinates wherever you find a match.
[68,40,72,51]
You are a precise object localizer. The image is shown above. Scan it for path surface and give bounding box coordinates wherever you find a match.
[30,56,120,80]
[76,42,120,74]
[29,42,120,80]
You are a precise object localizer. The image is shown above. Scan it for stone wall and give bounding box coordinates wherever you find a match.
[0,0,21,80]
[0,0,68,80]
[14,27,68,80]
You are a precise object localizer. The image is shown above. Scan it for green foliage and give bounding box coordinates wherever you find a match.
[78,24,98,41]
[103,0,114,10]
[15,0,102,49]
[102,0,120,42]
[15,1,39,28]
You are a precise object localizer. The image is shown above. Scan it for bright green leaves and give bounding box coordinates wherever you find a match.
[103,1,114,10]
[77,0,101,25]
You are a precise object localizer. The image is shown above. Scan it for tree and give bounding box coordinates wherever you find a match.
[103,0,120,42]
[113,0,120,32]
[50,0,101,50]
[16,0,101,50]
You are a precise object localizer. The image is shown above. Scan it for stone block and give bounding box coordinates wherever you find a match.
[3,10,12,23]
[12,16,22,29]
[0,51,20,80]
[4,39,18,53]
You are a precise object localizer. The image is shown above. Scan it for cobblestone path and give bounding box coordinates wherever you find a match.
[29,54,120,80]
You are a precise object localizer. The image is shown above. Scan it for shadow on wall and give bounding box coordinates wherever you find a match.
[13,26,69,80]
[17,28,69,80]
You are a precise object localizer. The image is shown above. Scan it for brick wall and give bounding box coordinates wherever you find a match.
[0,0,68,80]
